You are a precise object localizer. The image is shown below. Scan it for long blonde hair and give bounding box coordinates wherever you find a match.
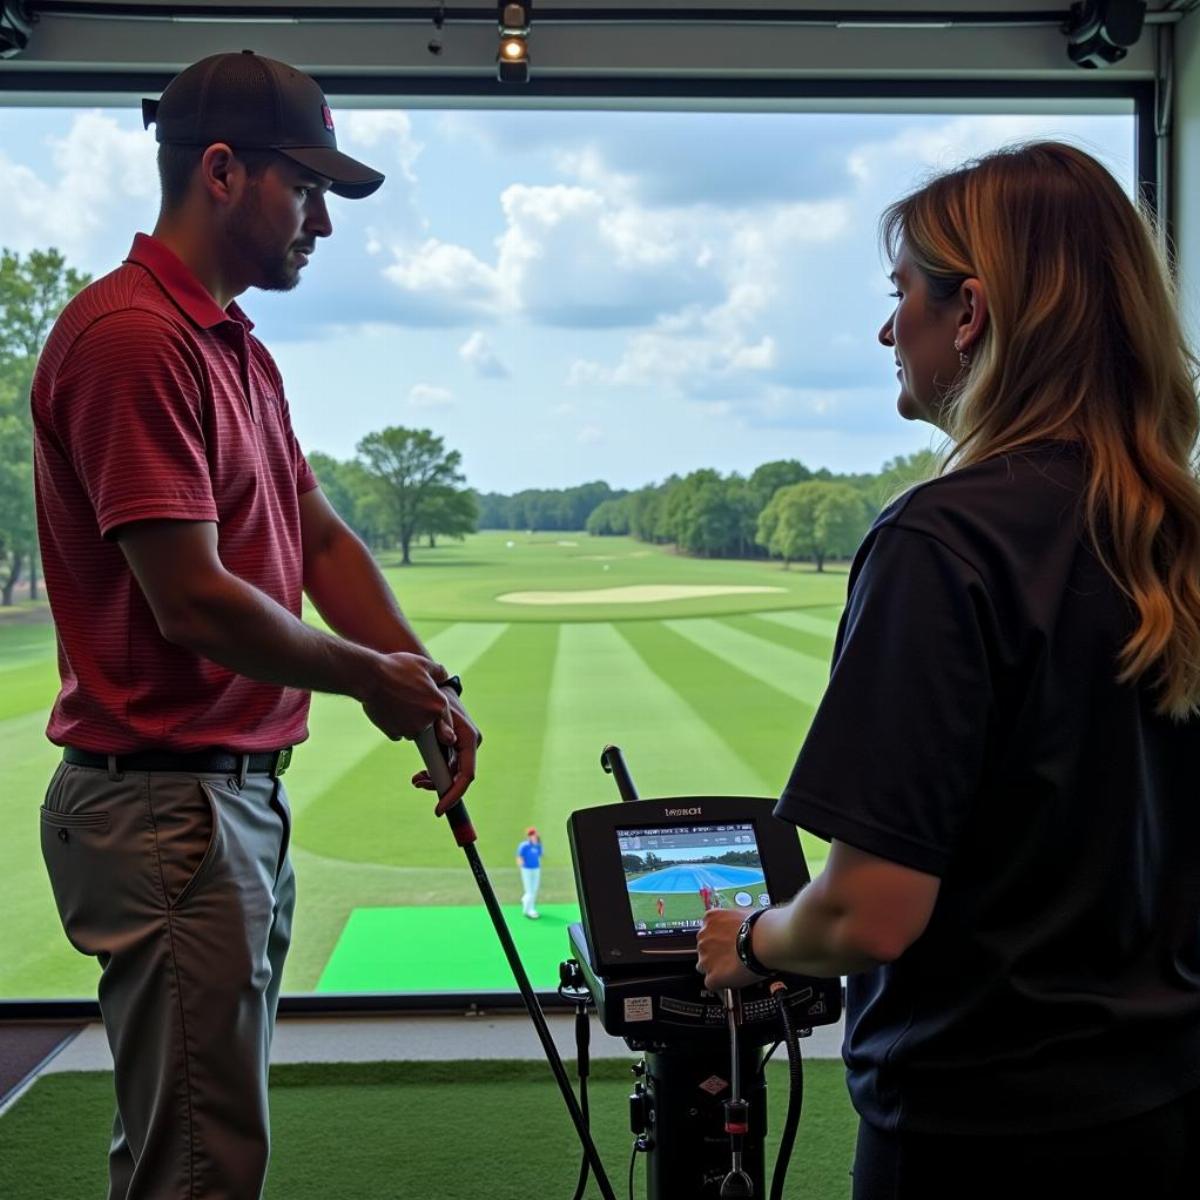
[881,141,1200,719]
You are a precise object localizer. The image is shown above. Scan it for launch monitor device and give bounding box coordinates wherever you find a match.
[564,778,841,1198]
[569,794,812,976]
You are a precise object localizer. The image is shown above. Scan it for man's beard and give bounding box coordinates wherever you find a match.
[228,187,303,293]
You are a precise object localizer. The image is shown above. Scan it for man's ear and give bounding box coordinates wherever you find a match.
[199,143,240,206]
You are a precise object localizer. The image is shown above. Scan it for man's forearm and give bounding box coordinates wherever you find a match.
[305,526,429,656]
[751,876,883,978]
[161,565,381,700]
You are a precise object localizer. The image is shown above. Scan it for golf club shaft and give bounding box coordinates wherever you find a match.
[414,726,618,1200]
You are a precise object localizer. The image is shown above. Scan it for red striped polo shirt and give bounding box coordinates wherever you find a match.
[32,233,318,753]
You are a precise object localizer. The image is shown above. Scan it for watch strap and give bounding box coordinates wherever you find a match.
[736,906,772,977]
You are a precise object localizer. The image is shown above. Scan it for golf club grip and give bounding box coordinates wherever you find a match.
[415,725,477,846]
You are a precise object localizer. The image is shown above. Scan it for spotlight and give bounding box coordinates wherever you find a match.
[0,0,32,59]
[497,1,531,84]
[1063,0,1146,69]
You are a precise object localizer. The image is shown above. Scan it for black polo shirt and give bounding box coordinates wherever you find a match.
[776,441,1200,1135]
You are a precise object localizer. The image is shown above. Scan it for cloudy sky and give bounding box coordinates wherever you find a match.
[0,104,1134,493]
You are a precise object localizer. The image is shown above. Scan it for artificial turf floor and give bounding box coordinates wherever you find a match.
[0,1059,859,1199]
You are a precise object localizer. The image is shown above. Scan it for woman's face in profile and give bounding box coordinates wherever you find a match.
[878,242,963,430]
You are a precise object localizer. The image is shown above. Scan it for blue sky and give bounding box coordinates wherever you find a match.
[0,105,1134,493]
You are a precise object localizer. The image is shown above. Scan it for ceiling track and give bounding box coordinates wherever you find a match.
[18,4,1188,30]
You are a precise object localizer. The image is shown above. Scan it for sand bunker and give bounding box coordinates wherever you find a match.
[497,585,786,606]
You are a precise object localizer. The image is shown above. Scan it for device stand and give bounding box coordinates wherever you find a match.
[636,1042,768,1200]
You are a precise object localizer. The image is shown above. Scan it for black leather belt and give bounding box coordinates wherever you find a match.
[63,746,292,777]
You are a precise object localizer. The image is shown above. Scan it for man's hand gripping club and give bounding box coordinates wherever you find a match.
[360,651,481,815]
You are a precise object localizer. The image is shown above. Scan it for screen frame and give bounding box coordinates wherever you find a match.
[0,75,1152,1020]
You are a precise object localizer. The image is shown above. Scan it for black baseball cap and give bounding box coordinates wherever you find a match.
[142,50,384,200]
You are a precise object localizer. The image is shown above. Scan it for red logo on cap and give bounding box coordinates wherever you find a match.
[322,104,335,132]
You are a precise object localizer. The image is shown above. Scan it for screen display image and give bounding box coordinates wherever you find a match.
[618,822,769,937]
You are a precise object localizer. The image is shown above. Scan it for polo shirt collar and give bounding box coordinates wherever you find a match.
[126,233,254,332]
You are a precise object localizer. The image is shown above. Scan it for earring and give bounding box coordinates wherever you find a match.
[954,340,970,368]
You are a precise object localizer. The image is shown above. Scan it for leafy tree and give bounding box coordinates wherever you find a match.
[356,426,468,565]
[418,485,479,548]
[868,449,940,510]
[0,248,91,605]
[757,480,871,571]
[671,471,759,558]
[306,451,359,525]
[748,459,812,510]
[586,496,631,536]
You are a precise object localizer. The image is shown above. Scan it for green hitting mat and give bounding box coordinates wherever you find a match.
[317,904,582,992]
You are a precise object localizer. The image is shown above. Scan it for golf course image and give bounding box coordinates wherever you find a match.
[0,532,846,999]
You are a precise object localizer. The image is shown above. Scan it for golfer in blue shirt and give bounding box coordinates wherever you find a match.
[516,826,543,919]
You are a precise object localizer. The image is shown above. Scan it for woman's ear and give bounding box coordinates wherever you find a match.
[957,278,988,352]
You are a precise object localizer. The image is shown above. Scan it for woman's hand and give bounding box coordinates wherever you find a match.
[696,908,763,990]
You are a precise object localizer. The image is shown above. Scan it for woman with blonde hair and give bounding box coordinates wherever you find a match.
[698,142,1200,1198]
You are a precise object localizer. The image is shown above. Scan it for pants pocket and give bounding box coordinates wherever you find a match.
[148,776,223,909]
[40,773,140,957]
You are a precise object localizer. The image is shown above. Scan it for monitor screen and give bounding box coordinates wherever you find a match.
[617,821,771,938]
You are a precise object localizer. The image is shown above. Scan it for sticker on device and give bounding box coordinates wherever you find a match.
[624,997,653,1022]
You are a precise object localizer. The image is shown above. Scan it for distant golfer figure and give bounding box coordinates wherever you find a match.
[517,826,543,919]
[656,896,665,919]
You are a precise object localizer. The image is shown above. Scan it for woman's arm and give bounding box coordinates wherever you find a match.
[697,840,940,989]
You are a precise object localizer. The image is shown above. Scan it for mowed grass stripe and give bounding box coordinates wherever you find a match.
[291,622,551,871]
[757,608,843,639]
[615,621,814,792]
[286,621,505,820]
[537,623,762,815]
[0,621,56,669]
[0,658,59,721]
[664,618,831,707]
[615,622,831,876]
[724,613,836,664]
[0,710,102,998]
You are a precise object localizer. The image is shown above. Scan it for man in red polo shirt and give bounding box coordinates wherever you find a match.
[32,52,480,1199]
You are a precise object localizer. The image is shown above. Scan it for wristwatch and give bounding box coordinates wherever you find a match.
[440,674,463,697]
[735,907,773,978]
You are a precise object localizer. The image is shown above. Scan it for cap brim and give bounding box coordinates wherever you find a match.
[277,145,385,199]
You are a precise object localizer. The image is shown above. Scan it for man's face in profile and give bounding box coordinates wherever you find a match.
[227,155,333,293]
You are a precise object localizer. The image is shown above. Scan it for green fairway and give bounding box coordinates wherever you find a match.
[0,533,845,998]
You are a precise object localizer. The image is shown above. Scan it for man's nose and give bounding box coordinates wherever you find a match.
[306,193,333,239]
[878,317,895,347]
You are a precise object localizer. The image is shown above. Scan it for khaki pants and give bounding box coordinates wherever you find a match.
[40,762,295,1200]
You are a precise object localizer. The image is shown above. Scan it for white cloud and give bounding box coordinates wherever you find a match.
[341,111,423,182]
[408,383,454,407]
[0,112,157,270]
[383,238,507,317]
[577,424,604,445]
[458,330,510,378]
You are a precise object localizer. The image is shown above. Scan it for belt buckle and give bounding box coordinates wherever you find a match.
[272,747,292,779]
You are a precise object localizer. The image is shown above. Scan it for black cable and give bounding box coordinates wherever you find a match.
[760,1038,783,1070]
[769,986,805,1200]
[628,1140,638,1200]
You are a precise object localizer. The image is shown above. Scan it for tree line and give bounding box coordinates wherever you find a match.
[504,453,937,570]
